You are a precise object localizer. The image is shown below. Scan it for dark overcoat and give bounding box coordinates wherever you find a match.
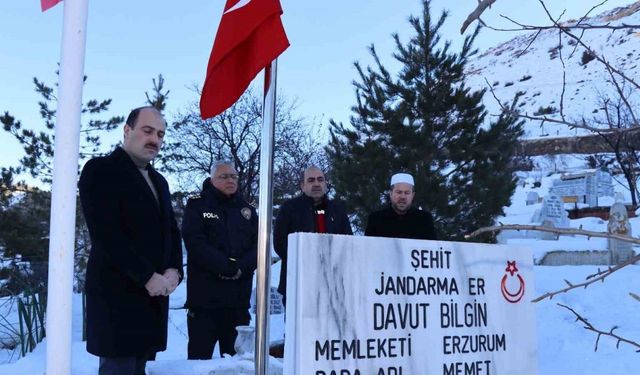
[79,147,183,357]
[273,195,353,299]
[181,179,258,310]
[365,206,437,240]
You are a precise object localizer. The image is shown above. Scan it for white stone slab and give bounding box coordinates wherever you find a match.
[284,233,538,375]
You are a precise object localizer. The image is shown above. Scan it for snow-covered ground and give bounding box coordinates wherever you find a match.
[1,170,638,373]
[0,264,637,374]
[1,169,639,374]
[499,170,640,263]
[536,265,639,374]
[3,1,640,373]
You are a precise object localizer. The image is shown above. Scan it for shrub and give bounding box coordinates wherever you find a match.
[581,50,596,65]
[533,106,557,116]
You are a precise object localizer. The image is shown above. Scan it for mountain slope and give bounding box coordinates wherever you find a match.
[467,1,640,140]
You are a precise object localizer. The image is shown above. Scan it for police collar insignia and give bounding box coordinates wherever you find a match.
[241,207,252,220]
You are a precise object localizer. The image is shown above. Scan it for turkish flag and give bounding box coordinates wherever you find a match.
[41,0,62,12]
[200,0,290,119]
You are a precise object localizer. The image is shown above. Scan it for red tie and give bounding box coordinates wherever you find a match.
[315,209,326,233]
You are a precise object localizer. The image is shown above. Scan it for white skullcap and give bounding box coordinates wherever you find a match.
[390,173,414,186]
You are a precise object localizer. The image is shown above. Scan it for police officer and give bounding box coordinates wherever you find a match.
[181,161,258,359]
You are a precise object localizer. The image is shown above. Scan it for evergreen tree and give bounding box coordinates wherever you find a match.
[0,187,50,296]
[144,74,170,113]
[0,75,123,183]
[327,0,523,240]
[0,71,125,293]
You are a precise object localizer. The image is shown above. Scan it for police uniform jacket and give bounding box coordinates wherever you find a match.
[182,178,258,310]
[79,147,183,357]
[273,194,352,298]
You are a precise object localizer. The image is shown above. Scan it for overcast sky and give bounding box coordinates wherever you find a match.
[0,0,634,174]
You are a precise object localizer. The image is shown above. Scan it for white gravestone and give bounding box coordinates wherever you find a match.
[284,233,538,375]
[250,286,284,315]
[607,202,634,264]
[539,219,558,241]
[538,194,570,228]
[526,191,539,206]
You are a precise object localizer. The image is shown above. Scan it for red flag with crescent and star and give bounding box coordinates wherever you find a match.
[200,0,290,119]
[41,0,62,12]
[501,260,526,303]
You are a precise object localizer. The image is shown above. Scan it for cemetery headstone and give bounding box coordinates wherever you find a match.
[284,233,539,375]
[539,194,570,228]
[526,191,539,206]
[607,202,634,264]
[540,219,558,241]
[250,286,284,315]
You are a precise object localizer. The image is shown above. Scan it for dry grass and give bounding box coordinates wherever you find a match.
[602,1,640,22]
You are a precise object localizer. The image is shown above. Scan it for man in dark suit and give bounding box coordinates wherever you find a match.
[274,166,353,306]
[79,106,183,375]
[181,161,258,359]
[365,172,437,240]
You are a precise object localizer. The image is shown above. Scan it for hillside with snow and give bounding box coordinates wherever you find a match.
[467,1,640,139]
[2,2,640,374]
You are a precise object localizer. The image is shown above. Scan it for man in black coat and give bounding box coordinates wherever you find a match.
[181,161,258,359]
[365,173,437,240]
[274,166,353,305]
[79,107,183,375]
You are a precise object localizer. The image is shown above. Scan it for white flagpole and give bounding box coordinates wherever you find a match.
[255,60,278,375]
[45,1,89,374]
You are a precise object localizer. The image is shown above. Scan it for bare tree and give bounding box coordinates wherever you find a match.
[158,88,327,206]
[591,89,640,205]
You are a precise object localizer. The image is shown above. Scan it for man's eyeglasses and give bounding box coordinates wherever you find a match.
[216,174,239,180]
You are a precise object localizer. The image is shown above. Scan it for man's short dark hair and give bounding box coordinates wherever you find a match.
[125,106,161,128]
[300,166,325,183]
